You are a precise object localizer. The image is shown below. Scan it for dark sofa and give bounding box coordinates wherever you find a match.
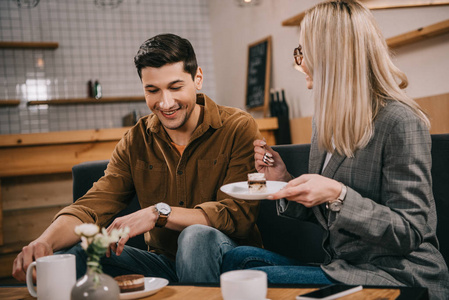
[72,134,449,265]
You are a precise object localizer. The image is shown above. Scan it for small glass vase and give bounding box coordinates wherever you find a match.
[71,266,120,300]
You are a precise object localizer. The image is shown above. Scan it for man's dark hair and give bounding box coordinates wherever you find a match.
[134,33,198,80]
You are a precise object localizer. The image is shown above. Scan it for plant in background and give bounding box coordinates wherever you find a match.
[75,223,129,284]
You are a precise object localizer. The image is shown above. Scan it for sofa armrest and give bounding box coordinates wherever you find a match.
[431,134,449,265]
[72,160,109,201]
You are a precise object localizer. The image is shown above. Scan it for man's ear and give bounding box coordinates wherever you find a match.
[195,67,203,90]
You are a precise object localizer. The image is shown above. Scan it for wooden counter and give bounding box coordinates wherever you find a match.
[0,118,278,178]
[0,118,278,278]
[288,93,449,145]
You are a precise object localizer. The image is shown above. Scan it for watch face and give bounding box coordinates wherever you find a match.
[156,202,171,215]
[329,200,342,212]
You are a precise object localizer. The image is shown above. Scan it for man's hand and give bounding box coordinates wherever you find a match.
[12,215,82,282]
[106,206,158,256]
[12,240,53,282]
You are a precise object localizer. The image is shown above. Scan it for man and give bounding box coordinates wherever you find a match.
[12,33,262,283]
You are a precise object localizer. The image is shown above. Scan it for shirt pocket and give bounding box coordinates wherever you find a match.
[135,159,168,201]
[197,154,229,201]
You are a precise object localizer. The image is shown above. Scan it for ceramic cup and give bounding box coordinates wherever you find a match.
[26,254,76,300]
[220,270,267,300]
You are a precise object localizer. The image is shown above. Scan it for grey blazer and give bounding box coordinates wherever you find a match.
[279,101,449,300]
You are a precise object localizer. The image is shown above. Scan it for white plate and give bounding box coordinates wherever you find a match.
[119,277,169,300]
[220,181,287,200]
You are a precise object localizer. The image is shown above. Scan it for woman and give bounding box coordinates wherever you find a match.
[222,1,449,299]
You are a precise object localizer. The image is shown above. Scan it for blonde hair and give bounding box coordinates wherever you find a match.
[300,0,430,157]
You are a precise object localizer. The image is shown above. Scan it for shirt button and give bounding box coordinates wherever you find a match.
[177,170,183,175]
[179,201,184,205]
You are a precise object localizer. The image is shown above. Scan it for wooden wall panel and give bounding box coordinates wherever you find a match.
[290,116,313,145]
[3,206,64,244]
[415,93,449,134]
[0,177,71,278]
[2,174,72,211]
[0,253,18,279]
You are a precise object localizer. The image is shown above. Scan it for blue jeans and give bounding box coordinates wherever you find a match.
[222,246,335,285]
[58,224,237,283]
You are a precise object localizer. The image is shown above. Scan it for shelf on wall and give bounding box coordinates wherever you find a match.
[282,4,449,50]
[0,41,59,49]
[0,100,20,107]
[281,1,449,26]
[27,96,145,106]
[387,19,449,49]
[359,0,449,10]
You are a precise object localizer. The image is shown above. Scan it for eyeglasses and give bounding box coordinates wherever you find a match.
[293,45,303,66]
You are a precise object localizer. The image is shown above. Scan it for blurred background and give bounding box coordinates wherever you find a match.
[1,0,448,135]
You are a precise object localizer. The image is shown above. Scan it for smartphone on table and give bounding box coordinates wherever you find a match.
[296,284,363,300]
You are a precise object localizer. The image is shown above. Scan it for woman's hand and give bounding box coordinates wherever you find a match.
[254,139,291,182]
[268,174,342,207]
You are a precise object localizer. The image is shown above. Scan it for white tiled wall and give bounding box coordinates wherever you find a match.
[0,0,216,134]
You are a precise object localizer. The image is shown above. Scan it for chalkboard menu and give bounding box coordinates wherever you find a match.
[246,36,271,114]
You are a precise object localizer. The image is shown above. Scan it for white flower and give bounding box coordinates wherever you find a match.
[75,223,130,249]
[95,227,130,248]
[75,223,99,237]
[109,227,130,242]
[80,236,89,250]
[74,223,130,277]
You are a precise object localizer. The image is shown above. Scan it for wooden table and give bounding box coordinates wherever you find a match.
[0,284,428,300]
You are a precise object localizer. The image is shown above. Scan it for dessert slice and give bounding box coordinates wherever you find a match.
[248,173,267,193]
[114,274,145,293]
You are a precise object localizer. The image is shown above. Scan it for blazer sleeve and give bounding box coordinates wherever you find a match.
[330,113,434,255]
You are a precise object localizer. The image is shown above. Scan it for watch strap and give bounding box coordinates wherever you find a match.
[326,183,347,212]
[337,183,347,202]
[155,213,169,228]
[154,203,171,228]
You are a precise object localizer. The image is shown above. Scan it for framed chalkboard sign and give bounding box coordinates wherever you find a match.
[246,36,271,115]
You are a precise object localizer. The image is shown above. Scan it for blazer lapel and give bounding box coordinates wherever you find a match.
[308,123,348,227]
[308,139,347,228]
[321,151,346,179]
[311,152,347,229]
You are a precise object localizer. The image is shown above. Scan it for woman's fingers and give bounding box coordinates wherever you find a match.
[267,175,341,208]
[254,139,275,166]
[262,152,274,166]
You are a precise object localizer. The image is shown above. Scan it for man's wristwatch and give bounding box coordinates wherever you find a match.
[155,202,171,228]
[326,183,347,212]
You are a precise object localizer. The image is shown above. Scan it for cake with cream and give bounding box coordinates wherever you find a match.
[247,172,267,193]
[114,274,145,293]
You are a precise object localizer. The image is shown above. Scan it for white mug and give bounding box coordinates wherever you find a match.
[220,270,267,300]
[26,254,76,300]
